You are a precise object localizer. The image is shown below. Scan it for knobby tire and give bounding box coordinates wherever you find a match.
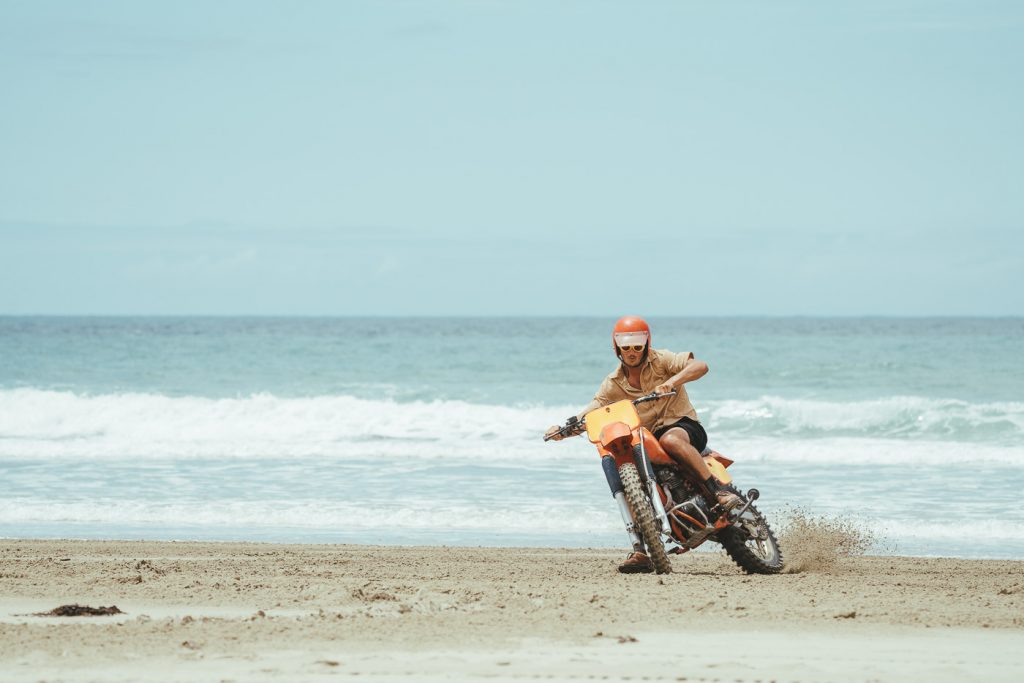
[618,461,672,575]
[717,484,784,575]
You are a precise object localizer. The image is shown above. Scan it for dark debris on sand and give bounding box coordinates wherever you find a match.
[35,604,125,617]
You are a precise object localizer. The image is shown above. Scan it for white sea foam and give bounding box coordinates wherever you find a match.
[0,389,575,460]
[713,436,1024,466]
[2,500,1022,555]
[867,518,1024,544]
[704,395,1024,442]
[1,389,1022,464]
[0,498,617,534]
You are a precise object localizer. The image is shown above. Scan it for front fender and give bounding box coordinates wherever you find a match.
[599,421,635,463]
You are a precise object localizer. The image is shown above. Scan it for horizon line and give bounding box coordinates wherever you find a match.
[2,313,1022,320]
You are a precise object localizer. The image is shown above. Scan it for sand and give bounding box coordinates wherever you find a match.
[2,540,1023,682]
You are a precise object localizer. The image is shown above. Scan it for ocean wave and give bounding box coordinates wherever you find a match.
[712,436,1024,465]
[0,389,575,460]
[1,389,1022,461]
[704,396,1024,443]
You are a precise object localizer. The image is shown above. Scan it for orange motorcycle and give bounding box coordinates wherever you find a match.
[545,392,783,574]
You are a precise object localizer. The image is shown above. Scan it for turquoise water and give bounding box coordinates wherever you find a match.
[1,316,1022,558]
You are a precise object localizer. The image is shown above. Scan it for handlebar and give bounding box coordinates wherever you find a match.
[544,391,677,441]
[633,390,677,405]
[544,415,584,441]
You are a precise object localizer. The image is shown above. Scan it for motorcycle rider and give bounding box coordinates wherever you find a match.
[544,316,740,574]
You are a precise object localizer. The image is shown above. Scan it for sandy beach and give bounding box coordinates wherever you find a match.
[1,539,1022,682]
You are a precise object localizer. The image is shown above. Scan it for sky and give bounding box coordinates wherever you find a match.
[1,0,1021,316]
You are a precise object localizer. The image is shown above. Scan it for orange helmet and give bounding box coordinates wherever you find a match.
[612,316,651,359]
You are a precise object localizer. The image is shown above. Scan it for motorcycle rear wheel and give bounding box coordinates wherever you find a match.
[717,485,784,575]
[618,462,672,574]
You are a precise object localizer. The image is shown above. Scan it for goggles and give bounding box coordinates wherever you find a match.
[614,331,649,351]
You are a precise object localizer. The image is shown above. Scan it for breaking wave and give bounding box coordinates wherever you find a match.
[1,389,1021,462]
[704,395,1024,443]
[0,389,570,460]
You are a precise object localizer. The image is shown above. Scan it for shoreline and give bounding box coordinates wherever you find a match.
[2,540,1023,682]
[3,530,1021,562]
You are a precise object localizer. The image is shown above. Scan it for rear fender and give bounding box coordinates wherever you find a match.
[706,455,733,485]
[708,450,734,468]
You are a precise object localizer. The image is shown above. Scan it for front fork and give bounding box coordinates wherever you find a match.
[600,444,673,549]
[601,456,644,549]
[633,440,673,537]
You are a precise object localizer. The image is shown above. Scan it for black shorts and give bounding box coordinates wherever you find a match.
[653,416,708,453]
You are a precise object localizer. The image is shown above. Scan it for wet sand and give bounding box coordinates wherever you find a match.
[1,540,1022,682]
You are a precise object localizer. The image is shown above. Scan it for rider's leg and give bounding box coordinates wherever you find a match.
[659,427,713,478]
[658,428,739,511]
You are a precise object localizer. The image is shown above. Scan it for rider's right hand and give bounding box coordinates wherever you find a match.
[544,425,564,441]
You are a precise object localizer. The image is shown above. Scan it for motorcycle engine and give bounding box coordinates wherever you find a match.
[655,466,711,534]
[655,466,693,502]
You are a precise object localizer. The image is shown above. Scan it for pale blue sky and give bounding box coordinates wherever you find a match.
[1,1,1021,315]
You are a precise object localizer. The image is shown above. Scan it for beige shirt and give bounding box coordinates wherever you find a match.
[592,348,699,432]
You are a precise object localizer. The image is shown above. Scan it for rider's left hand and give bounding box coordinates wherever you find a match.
[654,383,674,396]
[544,425,564,441]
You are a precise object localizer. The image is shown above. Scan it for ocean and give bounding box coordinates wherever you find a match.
[1,316,1021,559]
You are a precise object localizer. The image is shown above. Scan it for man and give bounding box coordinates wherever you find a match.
[544,315,739,573]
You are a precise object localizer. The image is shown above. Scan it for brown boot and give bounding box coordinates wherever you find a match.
[617,551,653,574]
[701,476,741,514]
[716,489,741,511]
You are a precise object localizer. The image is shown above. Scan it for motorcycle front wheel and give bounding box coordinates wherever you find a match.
[717,485,784,574]
[618,462,672,574]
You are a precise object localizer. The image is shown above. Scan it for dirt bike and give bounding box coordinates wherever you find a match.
[545,392,783,574]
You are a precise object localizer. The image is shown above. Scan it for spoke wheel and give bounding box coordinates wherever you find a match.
[717,485,784,575]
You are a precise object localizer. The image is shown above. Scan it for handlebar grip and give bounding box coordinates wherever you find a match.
[634,390,678,404]
[544,416,584,441]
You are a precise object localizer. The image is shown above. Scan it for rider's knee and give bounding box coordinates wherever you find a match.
[659,428,690,451]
